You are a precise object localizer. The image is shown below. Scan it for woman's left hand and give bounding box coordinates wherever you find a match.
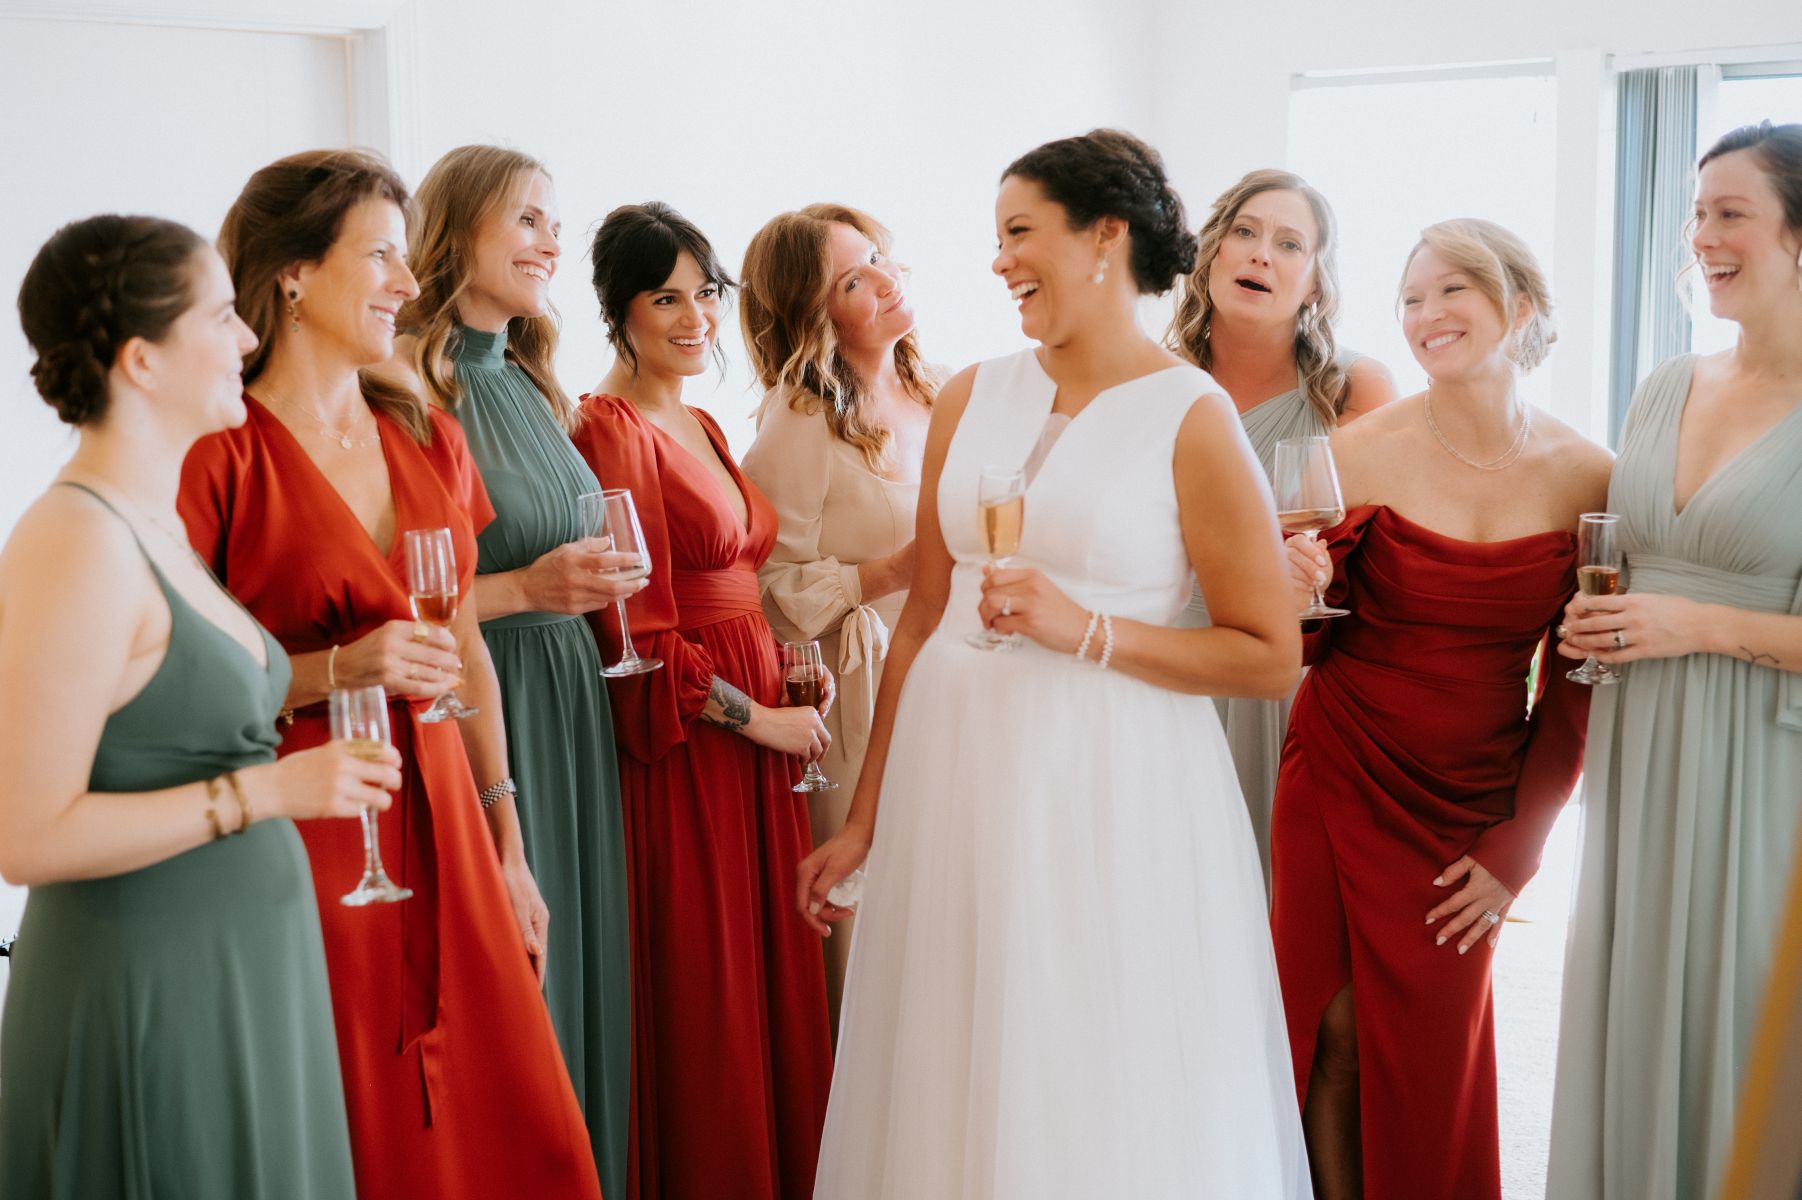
[816,665,836,719]
[978,565,1089,653]
[1425,855,1516,954]
[500,854,551,983]
[1555,592,1706,665]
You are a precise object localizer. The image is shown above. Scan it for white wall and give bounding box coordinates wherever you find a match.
[408,0,1153,452]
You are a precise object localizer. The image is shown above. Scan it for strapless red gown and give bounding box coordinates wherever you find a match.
[1271,505,1589,1199]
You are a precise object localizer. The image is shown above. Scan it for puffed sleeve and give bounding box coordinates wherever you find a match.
[178,421,252,580]
[570,394,715,764]
[741,394,866,642]
[1300,505,1380,666]
[1469,616,1591,895]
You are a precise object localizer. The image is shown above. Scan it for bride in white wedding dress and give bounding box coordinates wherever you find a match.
[798,129,1313,1199]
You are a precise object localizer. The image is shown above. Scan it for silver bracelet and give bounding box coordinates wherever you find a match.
[1097,613,1115,671]
[478,776,517,811]
[1074,610,1101,661]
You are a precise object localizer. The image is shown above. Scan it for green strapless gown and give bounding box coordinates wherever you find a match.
[447,326,630,1199]
[0,485,355,1199]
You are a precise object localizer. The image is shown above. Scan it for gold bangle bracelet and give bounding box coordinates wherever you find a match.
[203,777,227,841]
[224,770,253,834]
[327,643,341,691]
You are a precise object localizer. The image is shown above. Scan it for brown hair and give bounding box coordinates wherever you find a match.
[1167,169,1350,428]
[218,148,431,442]
[1399,219,1556,373]
[18,214,207,426]
[589,202,736,378]
[1698,120,1802,231]
[400,145,574,430]
[739,204,937,469]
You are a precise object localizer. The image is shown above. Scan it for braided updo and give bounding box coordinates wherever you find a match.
[18,215,206,426]
[1003,129,1198,295]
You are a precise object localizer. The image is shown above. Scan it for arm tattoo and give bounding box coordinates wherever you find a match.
[1738,645,1781,668]
[703,676,753,731]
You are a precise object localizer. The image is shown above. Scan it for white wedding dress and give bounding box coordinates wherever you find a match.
[813,350,1312,1199]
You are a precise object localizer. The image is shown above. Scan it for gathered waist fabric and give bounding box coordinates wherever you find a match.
[481,609,583,632]
[672,567,765,629]
[1627,552,1800,613]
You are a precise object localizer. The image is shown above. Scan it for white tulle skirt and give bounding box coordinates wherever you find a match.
[813,627,1312,1199]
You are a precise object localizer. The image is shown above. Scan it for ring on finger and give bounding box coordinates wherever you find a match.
[1612,630,1628,650]
[1001,596,1013,617]
[1481,909,1501,926]
[1555,623,1569,640]
[412,621,430,643]
[406,663,418,681]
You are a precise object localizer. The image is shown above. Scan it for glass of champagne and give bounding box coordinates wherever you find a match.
[403,527,478,723]
[782,640,837,793]
[966,465,1027,651]
[1272,436,1350,620]
[1567,512,1623,686]
[331,684,412,906]
[578,489,663,678]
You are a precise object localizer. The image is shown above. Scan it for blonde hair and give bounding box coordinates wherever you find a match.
[1167,169,1350,428]
[1400,219,1556,373]
[739,204,937,469]
[401,145,574,430]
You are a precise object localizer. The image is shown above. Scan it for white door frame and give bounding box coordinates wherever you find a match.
[0,0,421,177]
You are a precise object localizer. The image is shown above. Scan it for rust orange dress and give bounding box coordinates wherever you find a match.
[571,395,832,1200]
[179,397,602,1200]
[1270,505,1589,1199]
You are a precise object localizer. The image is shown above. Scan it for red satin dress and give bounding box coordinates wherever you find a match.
[571,395,833,1200]
[180,398,602,1200]
[1270,505,1589,1199]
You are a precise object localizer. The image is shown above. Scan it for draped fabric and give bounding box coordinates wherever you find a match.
[179,399,601,1200]
[571,394,832,1200]
[1272,504,1588,1200]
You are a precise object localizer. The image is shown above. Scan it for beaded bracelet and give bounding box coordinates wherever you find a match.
[1074,610,1101,661]
[479,776,517,811]
[1097,613,1116,671]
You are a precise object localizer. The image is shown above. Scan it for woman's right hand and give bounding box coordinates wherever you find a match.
[335,618,462,700]
[523,537,649,614]
[1285,533,1332,604]
[796,821,871,936]
[743,702,831,761]
[253,740,401,822]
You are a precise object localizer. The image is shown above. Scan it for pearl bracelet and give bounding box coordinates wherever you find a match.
[479,776,517,811]
[1074,610,1101,661]
[1097,613,1115,671]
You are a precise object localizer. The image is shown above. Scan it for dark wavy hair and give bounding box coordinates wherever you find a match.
[589,202,736,376]
[1002,128,1198,294]
[18,214,208,426]
[1698,120,1802,232]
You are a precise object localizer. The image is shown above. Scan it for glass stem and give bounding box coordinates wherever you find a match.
[615,600,642,667]
[360,807,384,881]
[1305,530,1329,609]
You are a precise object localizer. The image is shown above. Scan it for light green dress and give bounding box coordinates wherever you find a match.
[0,485,356,1199]
[1185,377,1331,888]
[1547,355,1802,1200]
[448,326,629,1200]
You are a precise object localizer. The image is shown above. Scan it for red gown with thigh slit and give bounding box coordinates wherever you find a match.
[179,397,602,1200]
[1270,505,1589,1200]
[571,394,832,1200]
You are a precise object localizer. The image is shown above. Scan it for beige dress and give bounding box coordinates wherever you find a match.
[741,392,917,1022]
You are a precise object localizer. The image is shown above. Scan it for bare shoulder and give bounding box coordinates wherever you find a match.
[0,489,145,615]
[1340,356,1400,420]
[924,364,978,444]
[1530,410,1615,508]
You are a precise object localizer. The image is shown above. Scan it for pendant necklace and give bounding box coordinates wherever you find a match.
[262,390,380,450]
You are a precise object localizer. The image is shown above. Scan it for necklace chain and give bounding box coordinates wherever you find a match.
[1423,389,1532,472]
[262,389,380,450]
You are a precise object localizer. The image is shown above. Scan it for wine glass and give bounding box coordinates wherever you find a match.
[403,527,478,723]
[966,465,1026,651]
[782,641,837,793]
[1566,512,1623,686]
[578,489,663,678]
[331,684,412,907]
[1272,436,1350,620]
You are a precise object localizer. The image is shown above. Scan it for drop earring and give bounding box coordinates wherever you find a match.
[287,290,300,333]
[1092,256,1108,285]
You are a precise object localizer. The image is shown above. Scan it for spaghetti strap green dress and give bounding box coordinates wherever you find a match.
[0,484,355,1200]
[445,325,630,1199]
[1547,354,1802,1199]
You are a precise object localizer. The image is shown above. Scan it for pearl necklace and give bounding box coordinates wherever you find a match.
[1423,389,1532,472]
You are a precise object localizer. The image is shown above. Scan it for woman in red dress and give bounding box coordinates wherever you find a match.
[1270,220,1609,1199]
[572,203,834,1200]
[179,149,601,1199]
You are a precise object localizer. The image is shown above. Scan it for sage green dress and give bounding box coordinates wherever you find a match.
[0,485,355,1199]
[446,326,629,1199]
[1184,376,1332,889]
[1547,354,1802,1200]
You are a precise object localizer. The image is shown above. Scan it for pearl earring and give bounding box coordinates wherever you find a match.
[1092,256,1108,285]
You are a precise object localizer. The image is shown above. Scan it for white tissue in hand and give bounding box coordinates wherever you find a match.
[827,869,866,909]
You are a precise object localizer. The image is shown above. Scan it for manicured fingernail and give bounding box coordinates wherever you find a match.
[1436,935,1446,946]
[1458,943,1470,955]
[1433,876,1446,886]
[1425,916,1435,925]
[822,927,832,938]
[808,901,821,915]
[1315,571,1326,586]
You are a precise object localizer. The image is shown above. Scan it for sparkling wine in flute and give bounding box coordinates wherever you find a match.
[969,466,1027,650]
[409,590,458,626]
[1278,506,1346,536]
[1567,512,1623,686]
[403,527,479,723]
[1576,565,1621,597]
[981,493,1025,559]
[330,685,412,907]
[342,737,387,762]
[583,489,664,678]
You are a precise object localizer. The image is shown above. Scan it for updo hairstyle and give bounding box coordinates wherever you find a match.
[1399,219,1557,373]
[18,214,206,426]
[1001,128,1198,294]
[589,201,736,375]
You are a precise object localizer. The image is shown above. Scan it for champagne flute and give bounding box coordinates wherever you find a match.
[1272,436,1350,620]
[1566,512,1623,686]
[403,527,478,723]
[332,684,412,907]
[782,640,837,793]
[966,465,1026,651]
[578,489,663,678]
